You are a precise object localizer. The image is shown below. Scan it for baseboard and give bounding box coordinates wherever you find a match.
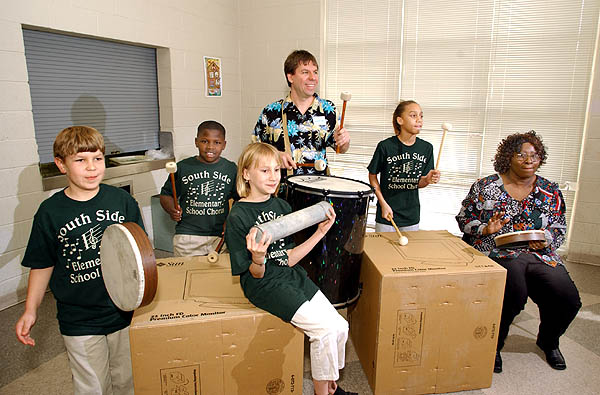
[566,252,600,267]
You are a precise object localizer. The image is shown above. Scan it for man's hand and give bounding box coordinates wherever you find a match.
[334,127,350,153]
[279,151,297,170]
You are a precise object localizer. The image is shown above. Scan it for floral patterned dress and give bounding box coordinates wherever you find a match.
[456,174,566,267]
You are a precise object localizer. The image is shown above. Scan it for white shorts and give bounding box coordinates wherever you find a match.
[290,291,349,381]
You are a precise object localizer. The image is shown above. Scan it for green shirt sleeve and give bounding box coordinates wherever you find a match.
[22,208,57,269]
[225,210,252,276]
[125,194,145,231]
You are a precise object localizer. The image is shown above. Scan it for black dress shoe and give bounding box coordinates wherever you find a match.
[494,351,502,373]
[334,386,358,395]
[537,341,566,370]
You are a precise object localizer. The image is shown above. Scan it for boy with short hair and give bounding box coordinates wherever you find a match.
[160,120,237,256]
[15,125,144,395]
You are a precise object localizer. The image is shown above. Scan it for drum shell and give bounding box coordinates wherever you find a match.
[285,176,373,307]
[100,223,157,311]
[494,229,546,249]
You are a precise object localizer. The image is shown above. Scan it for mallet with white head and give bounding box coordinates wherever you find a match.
[207,225,226,263]
[387,215,408,246]
[336,91,352,153]
[435,122,453,170]
[296,159,327,172]
[165,161,180,211]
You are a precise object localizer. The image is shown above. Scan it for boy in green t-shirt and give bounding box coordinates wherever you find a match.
[15,126,144,395]
[160,120,237,256]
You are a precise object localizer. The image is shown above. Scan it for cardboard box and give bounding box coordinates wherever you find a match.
[130,255,304,395]
[349,231,506,394]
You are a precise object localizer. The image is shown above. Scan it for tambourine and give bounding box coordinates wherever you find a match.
[100,222,158,311]
[494,230,546,249]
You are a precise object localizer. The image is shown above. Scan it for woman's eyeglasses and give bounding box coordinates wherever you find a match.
[515,152,540,162]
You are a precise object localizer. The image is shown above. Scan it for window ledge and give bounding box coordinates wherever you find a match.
[41,158,174,192]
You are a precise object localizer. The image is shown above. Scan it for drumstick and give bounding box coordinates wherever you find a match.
[388,216,409,246]
[165,162,180,211]
[435,122,453,170]
[296,159,327,172]
[336,91,352,154]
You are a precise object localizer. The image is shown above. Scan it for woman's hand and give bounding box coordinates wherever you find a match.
[425,169,441,184]
[246,227,272,266]
[529,239,548,250]
[482,211,510,236]
[287,207,337,268]
[382,203,394,224]
[317,207,336,236]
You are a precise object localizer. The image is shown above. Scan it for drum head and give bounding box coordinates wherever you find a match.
[100,223,157,311]
[494,230,546,249]
[286,175,373,198]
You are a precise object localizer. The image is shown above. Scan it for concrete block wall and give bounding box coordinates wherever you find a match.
[0,0,243,310]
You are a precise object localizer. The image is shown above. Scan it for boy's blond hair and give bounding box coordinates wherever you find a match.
[236,143,282,198]
[53,126,105,160]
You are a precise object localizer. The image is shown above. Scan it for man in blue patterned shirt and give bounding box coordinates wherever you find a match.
[253,50,350,176]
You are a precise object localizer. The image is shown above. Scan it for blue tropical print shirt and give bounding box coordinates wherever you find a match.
[456,174,567,267]
[253,93,337,175]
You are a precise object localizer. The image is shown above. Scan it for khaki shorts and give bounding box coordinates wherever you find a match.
[375,222,419,232]
[172,234,223,256]
[62,326,133,395]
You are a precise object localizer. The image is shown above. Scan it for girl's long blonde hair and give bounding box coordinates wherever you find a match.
[236,143,282,198]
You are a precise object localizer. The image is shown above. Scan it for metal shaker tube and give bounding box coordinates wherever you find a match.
[253,201,332,244]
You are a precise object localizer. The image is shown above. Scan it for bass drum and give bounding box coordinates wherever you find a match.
[285,175,374,308]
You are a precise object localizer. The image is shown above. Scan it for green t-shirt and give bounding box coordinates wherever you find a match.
[22,184,144,336]
[367,136,434,226]
[161,156,237,236]
[225,197,319,322]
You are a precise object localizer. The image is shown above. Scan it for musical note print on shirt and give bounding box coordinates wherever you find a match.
[61,224,103,268]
